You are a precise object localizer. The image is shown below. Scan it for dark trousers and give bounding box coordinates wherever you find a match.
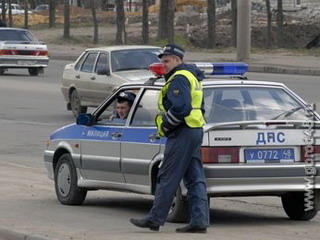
[146,126,209,226]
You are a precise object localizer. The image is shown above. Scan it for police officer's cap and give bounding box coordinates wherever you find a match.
[117,92,136,103]
[158,44,185,60]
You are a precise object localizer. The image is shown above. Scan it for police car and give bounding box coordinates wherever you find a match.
[44,63,320,223]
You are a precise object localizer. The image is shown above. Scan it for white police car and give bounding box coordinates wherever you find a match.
[44,63,320,223]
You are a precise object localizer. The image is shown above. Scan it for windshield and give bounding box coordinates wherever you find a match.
[204,86,314,124]
[111,49,161,72]
[0,29,39,42]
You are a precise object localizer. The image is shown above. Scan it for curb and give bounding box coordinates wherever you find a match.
[0,226,58,240]
[249,64,320,76]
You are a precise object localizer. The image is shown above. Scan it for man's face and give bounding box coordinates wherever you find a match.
[160,55,181,74]
[116,101,131,119]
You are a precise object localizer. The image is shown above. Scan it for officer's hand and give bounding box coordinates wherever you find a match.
[161,124,171,137]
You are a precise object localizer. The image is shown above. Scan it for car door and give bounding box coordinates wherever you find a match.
[76,51,99,103]
[91,52,119,103]
[121,88,162,193]
[80,94,129,184]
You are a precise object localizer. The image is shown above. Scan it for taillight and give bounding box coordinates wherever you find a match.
[201,147,240,163]
[300,145,320,162]
[34,50,48,56]
[0,49,48,56]
[0,49,19,55]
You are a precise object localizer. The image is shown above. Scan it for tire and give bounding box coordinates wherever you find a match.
[167,186,190,223]
[0,68,5,75]
[70,90,87,117]
[281,192,318,220]
[54,153,87,205]
[28,67,40,76]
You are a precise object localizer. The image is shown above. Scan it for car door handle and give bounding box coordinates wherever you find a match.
[112,132,122,140]
[149,133,161,142]
[75,74,80,79]
[90,76,96,80]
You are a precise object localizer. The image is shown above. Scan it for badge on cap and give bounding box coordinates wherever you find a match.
[119,92,126,97]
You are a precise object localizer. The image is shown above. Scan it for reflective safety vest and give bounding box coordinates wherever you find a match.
[156,70,205,136]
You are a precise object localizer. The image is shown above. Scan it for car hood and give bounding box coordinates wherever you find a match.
[112,69,155,81]
[50,123,85,140]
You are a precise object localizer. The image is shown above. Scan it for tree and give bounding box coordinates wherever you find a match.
[277,0,283,47]
[24,0,29,29]
[266,0,272,48]
[158,0,168,40]
[49,0,56,28]
[91,0,99,44]
[1,0,6,26]
[207,0,216,49]
[231,0,237,47]
[63,0,70,39]
[142,0,149,44]
[115,0,126,44]
[167,0,175,43]
[8,0,13,27]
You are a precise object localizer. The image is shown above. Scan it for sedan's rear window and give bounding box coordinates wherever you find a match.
[0,29,39,42]
[204,86,311,123]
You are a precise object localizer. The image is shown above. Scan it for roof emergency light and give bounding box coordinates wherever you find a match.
[193,62,248,76]
[148,62,248,77]
[149,62,166,77]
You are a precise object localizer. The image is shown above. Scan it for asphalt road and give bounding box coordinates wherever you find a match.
[0,61,320,240]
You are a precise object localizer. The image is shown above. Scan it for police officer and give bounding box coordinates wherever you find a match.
[130,44,209,233]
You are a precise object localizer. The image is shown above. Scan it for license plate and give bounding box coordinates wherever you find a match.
[17,60,36,66]
[244,148,295,163]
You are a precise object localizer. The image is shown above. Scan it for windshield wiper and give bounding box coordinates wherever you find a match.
[271,106,304,120]
[116,67,148,71]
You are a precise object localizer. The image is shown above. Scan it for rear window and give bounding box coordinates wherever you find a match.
[0,29,39,42]
[204,86,311,124]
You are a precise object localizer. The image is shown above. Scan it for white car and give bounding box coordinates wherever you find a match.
[61,45,162,116]
[0,28,49,76]
[0,3,25,15]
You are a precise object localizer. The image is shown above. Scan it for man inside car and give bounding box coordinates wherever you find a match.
[109,92,136,123]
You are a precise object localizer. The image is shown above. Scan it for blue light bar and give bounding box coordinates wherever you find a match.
[193,62,248,76]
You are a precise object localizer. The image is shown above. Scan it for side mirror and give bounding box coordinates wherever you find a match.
[76,113,93,126]
[97,67,110,76]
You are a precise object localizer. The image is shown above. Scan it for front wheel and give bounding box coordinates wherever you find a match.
[281,191,318,220]
[54,153,87,205]
[70,90,87,117]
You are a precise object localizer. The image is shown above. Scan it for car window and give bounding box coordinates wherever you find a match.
[204,86,309,124]
[130,89,159,126]
[95,89,140,126]
[80,53,98,73]
[74,52,88,71]
[0,29,38,42]
[95,53,109,73]
[111,49,161,72]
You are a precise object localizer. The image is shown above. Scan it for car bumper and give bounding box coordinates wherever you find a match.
[43,150,55,180]
[0,56,49,68]
[202,163,320,196]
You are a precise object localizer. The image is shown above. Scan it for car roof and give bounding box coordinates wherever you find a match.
[0,27,29,31]
[85,45,162,52]
[119,79,286,88]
